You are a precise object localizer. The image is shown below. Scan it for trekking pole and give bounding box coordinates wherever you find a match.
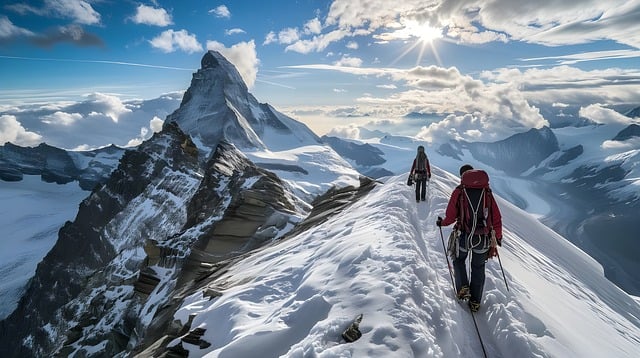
[438,226,456,294]
[496,252,510,292]
[491,231,510,292]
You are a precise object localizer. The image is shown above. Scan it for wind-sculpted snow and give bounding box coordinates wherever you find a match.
[156,169,640,357]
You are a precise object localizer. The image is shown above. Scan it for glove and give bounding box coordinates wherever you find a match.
[436,216,443,227]
[497,237,502,247]
[488,246,499,258]
[428,174,431,180]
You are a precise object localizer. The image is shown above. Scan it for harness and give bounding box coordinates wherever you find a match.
[454,170,495,254]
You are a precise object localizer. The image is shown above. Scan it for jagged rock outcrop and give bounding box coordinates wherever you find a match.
[0,121,309,357]
[0,50,363,358]
[131,176,378,357]
[0,122,200,357]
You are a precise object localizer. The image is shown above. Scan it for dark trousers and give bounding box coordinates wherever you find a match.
[453,235,488,303]
[415,178,427,200]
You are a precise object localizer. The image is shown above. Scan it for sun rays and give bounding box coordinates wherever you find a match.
[385,20,444,67]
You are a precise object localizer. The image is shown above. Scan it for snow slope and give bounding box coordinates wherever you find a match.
[167,167,640,357]
[0,176,87,318]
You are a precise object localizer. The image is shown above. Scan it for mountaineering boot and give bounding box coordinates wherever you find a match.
[457,285,471,300]
[469,300,480,313]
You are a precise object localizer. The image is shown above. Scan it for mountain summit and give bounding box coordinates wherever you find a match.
[167,50,321,151]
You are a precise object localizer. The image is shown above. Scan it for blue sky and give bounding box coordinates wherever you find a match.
[1,0,640,149]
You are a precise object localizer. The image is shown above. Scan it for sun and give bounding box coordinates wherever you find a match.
[390,20,444,66]
[408,21,443,44]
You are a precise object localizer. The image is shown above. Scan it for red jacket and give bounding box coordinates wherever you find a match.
[441,186,503,239]
[410,158,431,177]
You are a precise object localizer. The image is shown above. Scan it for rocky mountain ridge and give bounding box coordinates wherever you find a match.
[0,51,364,357]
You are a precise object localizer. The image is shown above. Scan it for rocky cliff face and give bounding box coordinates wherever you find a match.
[0,50,363,357]
[0,121,309,357]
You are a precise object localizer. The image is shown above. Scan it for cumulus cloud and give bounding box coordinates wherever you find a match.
[150,29,203,53]
[334,55,363,67]
[327,124,361,139]
[150,116,164,133]
[304,18,322,35]
[80,93,132,123]
[0,92,182,149]
[209,5,231,18]
[130,5,172,26]
[286,62,549,141]
[0,114,42,146]
[206,40,259,88]
[41,111,83,125]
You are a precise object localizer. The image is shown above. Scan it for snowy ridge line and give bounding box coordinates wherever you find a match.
[149,170,640,357]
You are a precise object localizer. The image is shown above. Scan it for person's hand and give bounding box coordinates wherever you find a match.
[488,246,499,258]
[428,174,431,180]
[436,216,443,227]
[497,237,502,247]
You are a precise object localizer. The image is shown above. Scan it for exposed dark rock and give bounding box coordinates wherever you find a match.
[0,141,124,189]
[612,124,640,141]
[549,145,583,168]
[322,135,386,167]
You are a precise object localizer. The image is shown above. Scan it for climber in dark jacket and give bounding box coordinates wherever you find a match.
[410,145,432,202]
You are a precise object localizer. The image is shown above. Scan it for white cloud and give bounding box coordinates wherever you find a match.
[579,104,633,125]
[150,29,203,54]
[225,28,246,36]
[602,137,640,150]
[277,0,640,56]
[46,0,101,25]
[0,93,182,150]
[263,31,277,45]
[334,55,363,67]
[377,84,398,89]
[83,93,132,123]
[304,18,322,34]
[286,62,548,141]
[346,41,358,49]
[333,88,347,93]
[209,5,231,18]
[41,111,83,125]
[206,40,259,89]
[278,28,300,45]
[131,5,172,26]
[0,114,42,146]
[327,124,361,139]
[285,29,351,54]
[150,116,164,133]
[0,16,34,39]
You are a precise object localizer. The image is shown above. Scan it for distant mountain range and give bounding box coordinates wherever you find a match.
[0,50,639,357]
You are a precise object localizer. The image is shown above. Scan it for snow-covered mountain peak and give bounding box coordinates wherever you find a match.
[166,51,321,152]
